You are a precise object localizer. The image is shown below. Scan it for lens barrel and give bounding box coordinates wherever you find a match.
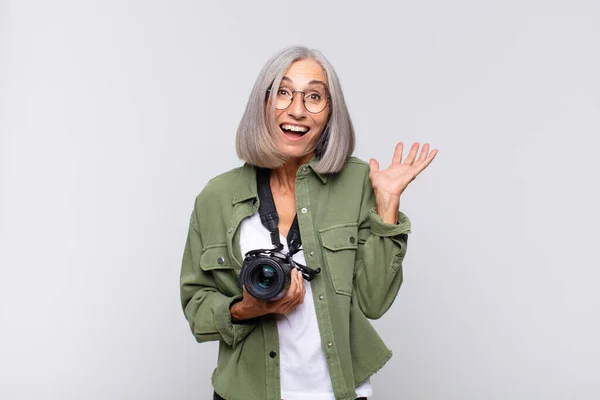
[238,255,292,301]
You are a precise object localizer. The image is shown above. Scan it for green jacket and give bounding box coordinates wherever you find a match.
[180,156,411,400]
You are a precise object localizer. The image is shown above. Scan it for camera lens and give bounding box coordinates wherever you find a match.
[257,265,276,288]
[240,256,291,301]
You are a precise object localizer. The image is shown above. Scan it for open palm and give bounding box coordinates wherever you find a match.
[369,142,438,197]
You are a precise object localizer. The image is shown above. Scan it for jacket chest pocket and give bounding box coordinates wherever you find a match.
[319,223,358,297]
[200,244,239,296]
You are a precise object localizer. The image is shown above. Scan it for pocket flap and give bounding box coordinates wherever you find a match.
[200,244,234,271]
[319,223,359,251]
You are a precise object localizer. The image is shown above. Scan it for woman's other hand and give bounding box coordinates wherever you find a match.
[369,142,438,224]
[230,268,306,321]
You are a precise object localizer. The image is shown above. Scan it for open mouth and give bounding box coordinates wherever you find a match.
[279,123,310,141]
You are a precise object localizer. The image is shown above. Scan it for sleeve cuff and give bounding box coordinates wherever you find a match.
[213,294,257,348]
[368,207,411,237]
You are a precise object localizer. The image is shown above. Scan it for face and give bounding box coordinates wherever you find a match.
[269,59,330,163]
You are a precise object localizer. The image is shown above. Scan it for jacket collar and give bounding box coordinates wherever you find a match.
[232,157,327,205]
[232,163,258,205]
[308,157,328,184]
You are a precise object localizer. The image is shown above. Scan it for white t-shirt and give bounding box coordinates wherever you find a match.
[239,212,372,400]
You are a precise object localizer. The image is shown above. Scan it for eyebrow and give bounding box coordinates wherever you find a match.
[281,76,327,88]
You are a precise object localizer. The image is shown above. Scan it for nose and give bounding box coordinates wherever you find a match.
[287,91,306,119]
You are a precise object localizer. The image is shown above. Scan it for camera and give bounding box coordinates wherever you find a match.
[238,245,321,301]
[238,248,293,301]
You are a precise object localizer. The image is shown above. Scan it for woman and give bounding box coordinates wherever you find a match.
[180,46,437,400]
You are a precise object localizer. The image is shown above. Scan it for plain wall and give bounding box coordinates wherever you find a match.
[1,0,599,399]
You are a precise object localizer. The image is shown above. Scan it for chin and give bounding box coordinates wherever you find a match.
[278,146,313,162]
[276,136,321,161]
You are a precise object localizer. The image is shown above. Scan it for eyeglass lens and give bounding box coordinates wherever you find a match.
[274,88,328,113]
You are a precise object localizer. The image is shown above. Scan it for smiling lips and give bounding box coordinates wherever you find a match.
[280,123,310,141]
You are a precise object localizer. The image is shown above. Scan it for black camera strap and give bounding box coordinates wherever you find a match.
[257,168,303,253]
[257,168,284,250]
[256,168,320,281]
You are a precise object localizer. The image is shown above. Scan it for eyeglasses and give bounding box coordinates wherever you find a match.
[267,87,330,114]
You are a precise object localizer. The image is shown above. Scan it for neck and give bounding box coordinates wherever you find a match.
[270,153,313,192]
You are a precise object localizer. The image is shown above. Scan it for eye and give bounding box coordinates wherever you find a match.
[277,88,292,96]
[307,92,322,101]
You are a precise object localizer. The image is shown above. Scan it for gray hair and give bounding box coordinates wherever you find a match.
[236,46,355,174]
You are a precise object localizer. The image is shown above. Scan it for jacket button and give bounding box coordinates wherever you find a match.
[269,351,277,358]
[227,227,233,233]
[349,236,356,244]
[217,257,225,264]
[327,342,332,348]
[301,207,307,214]
[318,295,324,301]
[309,251,315,257]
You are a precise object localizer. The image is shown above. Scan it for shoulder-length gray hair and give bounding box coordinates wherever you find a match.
[236,46,355,174]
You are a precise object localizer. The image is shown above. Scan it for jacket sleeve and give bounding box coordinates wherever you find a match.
[180,205,257,348]
[352,170,411,319]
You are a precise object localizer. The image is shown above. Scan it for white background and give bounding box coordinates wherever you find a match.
[1,0,599,399]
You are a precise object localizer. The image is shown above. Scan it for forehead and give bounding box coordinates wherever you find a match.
[282,59,327,86]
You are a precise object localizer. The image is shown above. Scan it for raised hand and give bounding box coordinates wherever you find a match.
[368,142,438,223]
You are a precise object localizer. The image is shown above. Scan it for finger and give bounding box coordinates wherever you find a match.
[300,285,306,303]
[368,158,379,177]
[422,148,439,169]
[391,142,404,164]
[273,270,305,314]
[411,143,430,172]
[282,278,301,311]
[416,143,429,164]
[295,269,304,297]
[288,269,300,298]
[289,270,300,296]
[274,273,297,306]
[292,286,305,307]
[290,270,302,300]
[295,270,305,299]
[413,148,439,175]
[403,142,420,165]
[297,268,305,288]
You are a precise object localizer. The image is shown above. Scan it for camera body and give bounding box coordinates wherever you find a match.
[238,249,293,301]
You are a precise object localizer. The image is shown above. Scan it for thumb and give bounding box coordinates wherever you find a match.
[369,158,380,175]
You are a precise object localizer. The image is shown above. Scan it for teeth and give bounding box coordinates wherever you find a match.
[281,124,309,133]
